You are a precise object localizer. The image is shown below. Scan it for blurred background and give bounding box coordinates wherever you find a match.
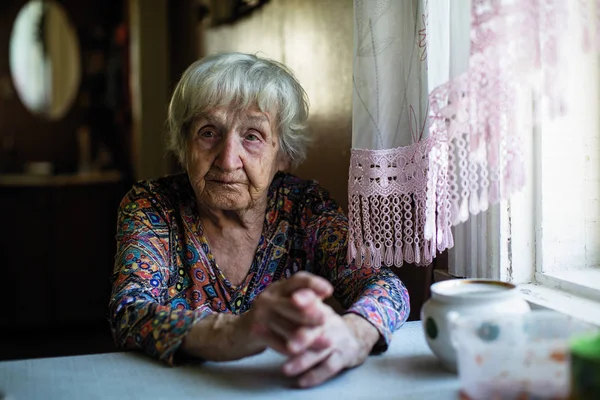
[0,0,433,361]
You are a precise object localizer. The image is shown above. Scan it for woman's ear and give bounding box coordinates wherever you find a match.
[277,151,292,172]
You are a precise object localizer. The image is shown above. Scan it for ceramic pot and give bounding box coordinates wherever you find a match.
[420,279,530,372]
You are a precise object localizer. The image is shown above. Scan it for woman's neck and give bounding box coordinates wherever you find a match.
[196,198,267,286]
[197,198,267,237]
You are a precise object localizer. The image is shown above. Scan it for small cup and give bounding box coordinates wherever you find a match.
[570,333,600,399]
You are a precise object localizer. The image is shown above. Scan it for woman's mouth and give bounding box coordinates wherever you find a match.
[208,179,244,185]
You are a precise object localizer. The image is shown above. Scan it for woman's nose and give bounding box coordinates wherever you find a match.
[214,135,243,172]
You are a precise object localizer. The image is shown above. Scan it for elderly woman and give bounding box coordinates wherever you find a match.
[109,52,410,388]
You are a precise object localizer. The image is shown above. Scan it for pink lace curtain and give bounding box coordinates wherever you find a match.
[349,0,598,268]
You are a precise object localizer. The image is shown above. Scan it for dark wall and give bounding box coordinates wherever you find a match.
[0,0,132,361]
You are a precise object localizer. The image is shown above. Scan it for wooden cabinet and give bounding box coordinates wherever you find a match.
[0,174,131,332]
[1,187,54,328]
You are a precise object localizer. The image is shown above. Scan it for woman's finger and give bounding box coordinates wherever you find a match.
[267,314,325,354]
[277,272,333,299]
[296,352,345,388]
[266,312,298,341]
[251,323,293,356]
[309,334,331,351]
[271,295,326,327]
[282,347,332,377]
[290,288,319,308]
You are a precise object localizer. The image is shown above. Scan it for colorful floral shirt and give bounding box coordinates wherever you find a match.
[108,172,410,364]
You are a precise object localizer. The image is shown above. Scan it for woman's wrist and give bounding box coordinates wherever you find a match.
[342,313,381,357]
[236,310,268,356]
[180,313,266,361]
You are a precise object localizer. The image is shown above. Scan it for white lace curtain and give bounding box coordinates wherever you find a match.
[349,0,595,269]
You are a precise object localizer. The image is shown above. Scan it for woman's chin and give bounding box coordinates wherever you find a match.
[202,192,250,211]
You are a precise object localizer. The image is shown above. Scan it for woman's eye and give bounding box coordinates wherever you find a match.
[245,132,260,142]
[199,129,216,138]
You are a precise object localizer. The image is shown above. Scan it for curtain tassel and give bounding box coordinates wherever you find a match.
[394,243,404,267]
[372,245,382,268]
[458,197,469,223]
[423,239,431,263]
[366,243,377,267]
[404,240,415,264]
[348,240,357,264]
[384,244,394,267]
[414,241,421,265]
[479,188,489,212]
[469,190,480,215]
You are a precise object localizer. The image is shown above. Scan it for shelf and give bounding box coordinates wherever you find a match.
[0,170,124,187]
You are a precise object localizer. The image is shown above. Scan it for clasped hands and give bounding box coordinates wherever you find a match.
[245,272,380,388]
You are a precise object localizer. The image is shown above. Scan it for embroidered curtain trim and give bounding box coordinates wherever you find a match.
[348,137,441,268]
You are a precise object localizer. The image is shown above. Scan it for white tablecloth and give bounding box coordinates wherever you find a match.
[0,321,460,399]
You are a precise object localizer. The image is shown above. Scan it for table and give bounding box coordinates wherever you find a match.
[0,321,460,399]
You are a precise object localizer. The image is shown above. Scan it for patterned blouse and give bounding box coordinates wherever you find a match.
[109,172,410,365]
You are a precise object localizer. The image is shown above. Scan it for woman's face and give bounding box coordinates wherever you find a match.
[186,106,287,212]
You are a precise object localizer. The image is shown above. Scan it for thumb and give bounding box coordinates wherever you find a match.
[291,288,324,308]
[281,271,333,299]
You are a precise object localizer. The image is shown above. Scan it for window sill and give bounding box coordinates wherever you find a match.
[433,269,600,327]
[518,283,600,327]
[534,269,600,303]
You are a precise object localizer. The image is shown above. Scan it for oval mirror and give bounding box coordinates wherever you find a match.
[9,0,81,120]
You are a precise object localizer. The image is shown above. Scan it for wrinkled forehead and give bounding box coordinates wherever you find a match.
[194,105,278,132]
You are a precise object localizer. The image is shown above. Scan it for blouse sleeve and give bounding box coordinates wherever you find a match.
[306,187,410,351]
[108,185,212,365]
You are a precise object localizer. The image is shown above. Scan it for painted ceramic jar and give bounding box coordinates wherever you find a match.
[421,279,530,371]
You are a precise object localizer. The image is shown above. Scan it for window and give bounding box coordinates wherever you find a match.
[509,0,600,320]
[533,42,600,300]
[440,0,600,318]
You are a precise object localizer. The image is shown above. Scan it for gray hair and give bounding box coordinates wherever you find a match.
[166,52,310,169]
